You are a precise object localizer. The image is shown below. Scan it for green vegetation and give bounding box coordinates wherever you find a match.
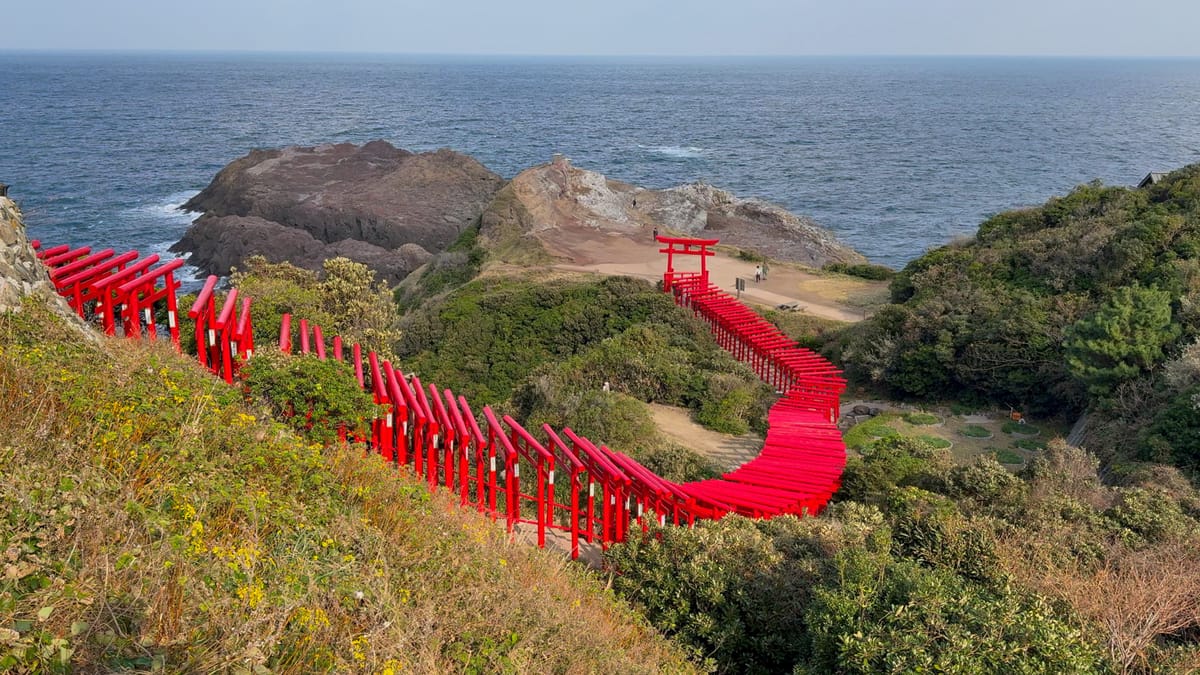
[1013,437,1047,451]
[608,435,1200,673]
[992,448,1025,465]
[903,411,939,425]
[919,434,953,449]
[823,261,895,281]
[231,255,402,360]
[1065,284,1180,398]
[400,274,772,440]
[0,302,691,672]
[960,424,993,438]
[840,168,1200,472]
[241,350,380,444]
[1002,420,1040,435]
[842,414,900,451]
[393,223,487,313]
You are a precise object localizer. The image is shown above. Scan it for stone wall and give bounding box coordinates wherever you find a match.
[0,195,86,328]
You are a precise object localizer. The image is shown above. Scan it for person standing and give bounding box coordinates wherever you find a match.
[754,264,762,283]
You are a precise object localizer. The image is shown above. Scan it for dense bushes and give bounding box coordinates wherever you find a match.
[607,432,1200,673]
[822,261,895,281]
[241,349,379,443]
[231,255,402,360]
[840,165,1200,478]
[401,275,772,437]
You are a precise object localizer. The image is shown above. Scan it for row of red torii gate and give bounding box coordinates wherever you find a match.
[31,235,847,558]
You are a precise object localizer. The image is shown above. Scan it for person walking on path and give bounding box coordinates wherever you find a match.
[754,264,763,283]
[762,261,769,280]
[652,226,658,241]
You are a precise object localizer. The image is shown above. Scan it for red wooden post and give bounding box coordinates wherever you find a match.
[458,396,488,513]
[279,314,293,353]
[214,289,239,384]
[313,325,326,360]
[190,275,219,370]
[299,319,310,354]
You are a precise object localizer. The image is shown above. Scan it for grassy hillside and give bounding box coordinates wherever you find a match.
[0,300,691,673]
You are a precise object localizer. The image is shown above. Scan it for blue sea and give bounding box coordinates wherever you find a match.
[1,52,1199,271]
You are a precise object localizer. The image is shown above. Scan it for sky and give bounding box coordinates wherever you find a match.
[5,0,1200,57]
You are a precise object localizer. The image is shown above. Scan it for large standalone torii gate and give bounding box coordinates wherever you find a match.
[657,235,719,292]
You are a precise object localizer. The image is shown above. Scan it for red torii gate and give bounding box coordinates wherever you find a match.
[657,235,718,292]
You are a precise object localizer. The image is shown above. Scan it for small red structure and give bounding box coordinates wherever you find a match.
[658,235,718,292]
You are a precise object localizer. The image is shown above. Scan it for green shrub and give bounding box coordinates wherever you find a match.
[837,436,951,506]
[805,552,1104,674]
[606,515,835,673]
[694,373,768,435]
[843,414,901,450]
[943,456,1025,504]
[633,442,722,483]
[1105,487,1194,545]
[823,262,896,281]
[918,435,953,449]
[991,448,1025,465]
[1002,420,1040,435]
[904,411,939,425]
[232,256,401,360]
[241,349,379,443]
[1013,437,1047,451]
[960,425,993,438]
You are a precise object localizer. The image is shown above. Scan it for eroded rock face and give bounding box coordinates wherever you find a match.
[0,196,89,329]
[480,157,865,267]
[173,141,504,283]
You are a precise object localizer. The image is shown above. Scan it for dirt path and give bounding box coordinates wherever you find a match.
[648,403,761,469]
[547,228,883,323]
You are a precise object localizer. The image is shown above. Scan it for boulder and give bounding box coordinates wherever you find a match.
[479,156,864,267]
[173,141,505,282]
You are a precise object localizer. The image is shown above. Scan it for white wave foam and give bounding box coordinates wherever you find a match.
[638,144,707,159]
[144,240,206,289]
[123,190,200,224]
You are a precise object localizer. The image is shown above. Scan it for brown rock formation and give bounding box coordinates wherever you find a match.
[172,141,504,284]
[480,157,865,267]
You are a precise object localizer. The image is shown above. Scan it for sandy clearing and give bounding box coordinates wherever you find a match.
[544,226,884,323]
[648,403,761,470]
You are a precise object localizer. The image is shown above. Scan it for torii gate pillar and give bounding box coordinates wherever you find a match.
[657,235,720,292]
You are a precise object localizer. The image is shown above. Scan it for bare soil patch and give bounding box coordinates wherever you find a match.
[648,403,761,470]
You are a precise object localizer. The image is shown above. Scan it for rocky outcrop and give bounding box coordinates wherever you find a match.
[0,195,89,330]
[481,157,864,267]
[173,141,504,284]
[643,182,866,266]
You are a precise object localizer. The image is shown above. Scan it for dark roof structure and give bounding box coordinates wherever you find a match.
[1138,172,1167,188]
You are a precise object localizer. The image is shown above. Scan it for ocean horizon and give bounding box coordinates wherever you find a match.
[2,51,1198,271]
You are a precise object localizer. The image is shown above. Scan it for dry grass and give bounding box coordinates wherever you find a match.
[0,303,692,673]
[1006,537,1200,675]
